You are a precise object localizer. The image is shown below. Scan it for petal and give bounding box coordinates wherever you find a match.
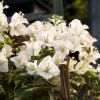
[0,60,8,72]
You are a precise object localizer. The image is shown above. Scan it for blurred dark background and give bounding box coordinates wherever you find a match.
[3,0,88,22]
[2,0,100,50]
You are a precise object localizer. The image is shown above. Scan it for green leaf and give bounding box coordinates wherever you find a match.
[15,86,50,100]
[0,85,6,100]
[14,73,30,90]
[95,96,100,100]
[77,84,88,100]
[15,87,33,100]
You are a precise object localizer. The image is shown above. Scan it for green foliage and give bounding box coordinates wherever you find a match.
[36,0,88,23]
[0,70,61,100]
[0,32,14,46]
[0,69,100,100]
[70,71,100,100]
[63,0,88,23]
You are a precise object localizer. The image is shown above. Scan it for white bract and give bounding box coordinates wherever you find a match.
[0,13,8,31]
[0,51,8,72]
[10,51,31,68]
[69,19,89,35]
[0,1,9,31]
[2,44,13,57]
[69,58,77,72]
[52,50,65,65]
[28,21,44,37]
[0,1,9,13]
[37,56,60,79]
[35,30,56,44]
[50,40,73,55]
[0,44,12,72]
[74,61,93,75]
[79,46,100,64]
[25,60,38,75]
[23,38,43,56]
[0,1,100,80]
[9,12,28,36]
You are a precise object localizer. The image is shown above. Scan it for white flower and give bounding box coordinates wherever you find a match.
[69,58,77,72]
[0,1,9,31]
[44,22,54,31]
[69,19,89,35]
[50,40,73,55]
[75,61,93,75]
[11,51,31,68]
[56,22,67,33]
[25,61,38,75]
[28,21,44,37]
[23,39,43,56]
[2,44,13,57]
[0,13,8,31]
[0,34,4,41]
[79,46,100,64]
[0,52,8,72]
[0,1,9,13]
[10,12,28,24]
[37,56,60,79]
[35,30,55,44]
[69,36,82,52]
[52,51,65,65]
[28,21,58,43]
[10,24,28,36]
[80,31,97,46]
[9,12,28,36]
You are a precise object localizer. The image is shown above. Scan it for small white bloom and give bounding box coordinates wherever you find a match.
[69,58,77,72]
[2,44,13,57]
[11,12,28,24]
[23,39,43,56]
[11,51,31,68]
[28,21,44,37]
[69,19,89,35]
[0,13,8,31]
[35,30,55,44]
[75,61,93,75]
[0,1,9,31]
[10,23,28,37]
[25,61,38,75]
[0,1,9,13]
[80,31,97,46]
[52,51,65,65]
[37,56,60,79]
[0,52,8,72]
[56,22,67,33]
[9,12,28,36]
[0,34,4,41]
[79,46,100,64]
[69,36,82,52]
[50,40,73,55]
[44,22,54,31]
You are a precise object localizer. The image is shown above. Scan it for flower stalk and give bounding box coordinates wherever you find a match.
[59,57,70,100]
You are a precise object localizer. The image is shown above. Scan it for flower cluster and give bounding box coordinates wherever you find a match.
[0,1,100,80]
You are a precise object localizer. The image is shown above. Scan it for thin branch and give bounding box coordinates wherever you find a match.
[60,65,68,100]
[59,56,71,100]
[65,57,71,100]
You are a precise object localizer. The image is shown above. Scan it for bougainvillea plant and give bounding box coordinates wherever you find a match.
[0,1,100,100]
